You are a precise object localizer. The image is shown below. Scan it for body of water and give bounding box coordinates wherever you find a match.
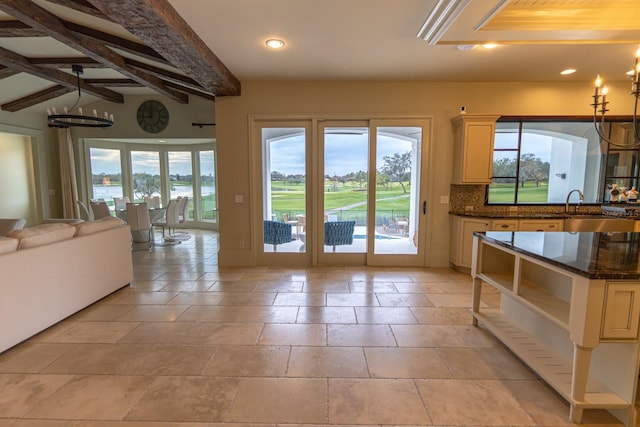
[93,185,215,201]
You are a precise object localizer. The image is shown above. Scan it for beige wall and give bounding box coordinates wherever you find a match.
[215,80,629,267]
[0,132,37,225]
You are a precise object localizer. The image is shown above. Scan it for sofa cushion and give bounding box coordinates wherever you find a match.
[8,223,76,249]
[0,236,18,254]
[0,218,27,237]
[75,216,124,237]
[42,218,85,225]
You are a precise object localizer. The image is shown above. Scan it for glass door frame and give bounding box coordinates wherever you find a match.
[252,115,432,267]
[367,118,431,266]
[253,119,313,266]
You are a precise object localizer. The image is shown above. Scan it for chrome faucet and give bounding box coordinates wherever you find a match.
[565,189,584,214]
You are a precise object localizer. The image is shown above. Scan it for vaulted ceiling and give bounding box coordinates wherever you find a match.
[0,0,239,113]
[1,0,640,115]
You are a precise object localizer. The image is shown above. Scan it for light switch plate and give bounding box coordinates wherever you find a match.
[234,195,243,203]
[440,195,449,204]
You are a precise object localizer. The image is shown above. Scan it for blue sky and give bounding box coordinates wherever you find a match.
[90,147,215,175]
[270,133,415,176]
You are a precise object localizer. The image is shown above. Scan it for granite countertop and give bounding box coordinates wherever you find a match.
[452,212,567,219]
[476,231,640,279]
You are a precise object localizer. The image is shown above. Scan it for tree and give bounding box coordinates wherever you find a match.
[133,173,161,199]
[381,151,411,193]
[519,153,547,188]
[355,170,367,190]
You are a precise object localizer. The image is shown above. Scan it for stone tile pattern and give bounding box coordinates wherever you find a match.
[0,230,626,426]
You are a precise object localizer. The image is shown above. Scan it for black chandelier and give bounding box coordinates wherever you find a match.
[47,64,114,128]
[591,47,640,148]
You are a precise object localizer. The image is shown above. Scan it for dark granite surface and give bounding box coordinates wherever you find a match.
[476,231,640,279]
[454,212,567,219]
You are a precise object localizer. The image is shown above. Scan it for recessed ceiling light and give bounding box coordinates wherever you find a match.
[456,44,477,51]
[481,43,498,49]
[560,68,577,75]
[265,39,285,49]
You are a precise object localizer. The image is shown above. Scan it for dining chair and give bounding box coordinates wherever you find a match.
[174,196,191,240]
[76,200,91,221]
[125,202,153,250]
[144,196,161,209]
[89,200,111,219]
[113,196,130,211]
[152,199,181,245]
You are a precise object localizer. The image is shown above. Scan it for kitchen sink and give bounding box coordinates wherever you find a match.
[563,215,635,232]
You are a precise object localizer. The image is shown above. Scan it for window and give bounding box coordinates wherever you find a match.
[131,151,161,204]
[87,141,216,223]
[199,150,216,221]
[89,147,123,210]
[488,119,612,204]
[168,150,193,209]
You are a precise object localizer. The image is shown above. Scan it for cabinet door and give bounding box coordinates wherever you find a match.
[451,115,500,184]
[601,282,640,339]
[460,219,489,268]
[518,220,563,231]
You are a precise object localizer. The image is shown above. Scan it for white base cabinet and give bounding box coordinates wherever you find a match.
[471,235,640,426]
[450,215,564,270]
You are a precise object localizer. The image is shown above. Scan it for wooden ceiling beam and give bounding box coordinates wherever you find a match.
[0,20,44,37]
[1,85,74,112]
[29,57,103,68]
[0,45,123,103]
[87,0,240,96]
[63,20,168,65]
[85,78,141,87]
[0,65,20,79]
[0,0,188,103]
[0,19,170,66]
[39,0,108,19]
[125,57,210,93]
[164,81,215,102]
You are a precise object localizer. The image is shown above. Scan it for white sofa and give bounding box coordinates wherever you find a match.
[0,217,133,353]
[0,218,26,236]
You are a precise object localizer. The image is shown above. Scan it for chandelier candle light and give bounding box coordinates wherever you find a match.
[47,65,114,128]
[591,46,640,147]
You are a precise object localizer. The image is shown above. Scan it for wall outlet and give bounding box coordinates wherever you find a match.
[239,240,245,249]
[234,194,243,203]
[464,205,474,211]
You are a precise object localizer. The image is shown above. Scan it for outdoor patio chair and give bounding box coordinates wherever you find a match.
[324,220,356,252]
[264,220,293,251]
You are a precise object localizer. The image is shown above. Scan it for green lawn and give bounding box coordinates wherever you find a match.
[270,181,410,222]
[488,182,549,203]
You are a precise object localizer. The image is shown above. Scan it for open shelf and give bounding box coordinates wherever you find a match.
[472,310,630,410]
[479,242,515,291]
[517,258,571,328]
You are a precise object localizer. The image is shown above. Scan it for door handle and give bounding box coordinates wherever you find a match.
[422,201,427,214]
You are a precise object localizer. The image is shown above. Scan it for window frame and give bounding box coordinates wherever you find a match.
[487,115,635,206]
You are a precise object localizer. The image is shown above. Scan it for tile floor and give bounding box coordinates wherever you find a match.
[0,230,633,426]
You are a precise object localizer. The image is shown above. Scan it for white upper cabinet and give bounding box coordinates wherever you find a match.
[451,114,500,184]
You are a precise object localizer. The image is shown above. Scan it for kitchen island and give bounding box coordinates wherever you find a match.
[471,231,640,426]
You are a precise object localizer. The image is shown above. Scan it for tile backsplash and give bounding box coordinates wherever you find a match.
[448,184,602,216]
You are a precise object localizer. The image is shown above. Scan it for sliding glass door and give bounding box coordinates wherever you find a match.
[256,117,430,266]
